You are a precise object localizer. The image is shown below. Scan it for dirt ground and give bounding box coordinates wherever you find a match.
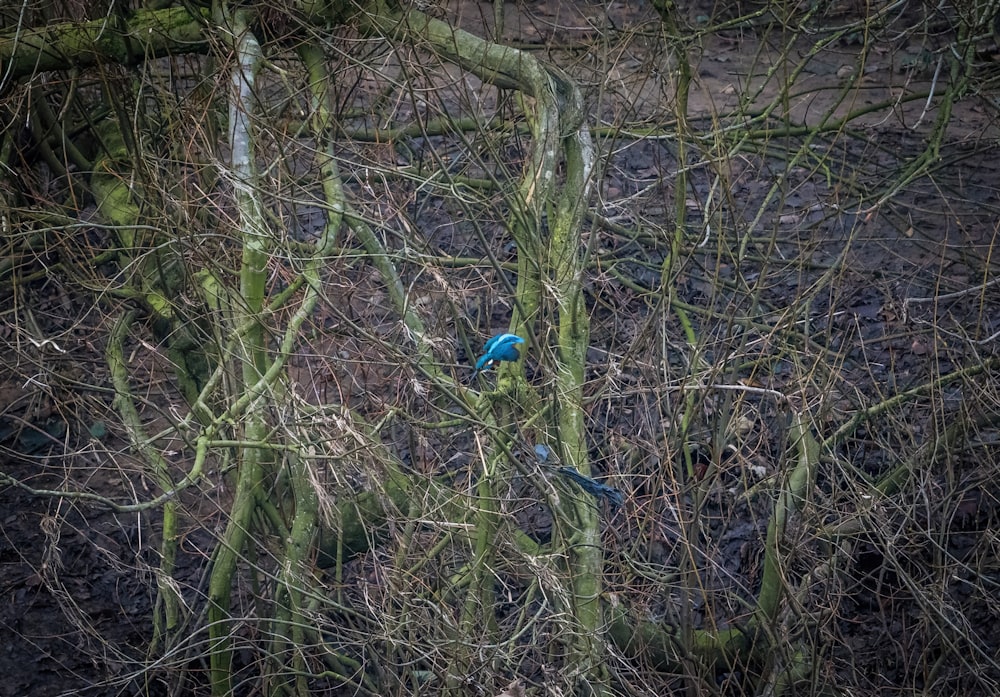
[2,0,1000,695]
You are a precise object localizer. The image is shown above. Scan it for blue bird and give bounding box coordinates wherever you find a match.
[557,466,624,510]
[472,333,525,378]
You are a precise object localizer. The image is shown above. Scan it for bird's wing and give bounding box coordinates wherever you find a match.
[483,334,503,354]
[494,344,521,362]
[491,333,523,350]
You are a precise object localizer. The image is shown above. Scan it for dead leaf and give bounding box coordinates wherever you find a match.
[495,680,525,697]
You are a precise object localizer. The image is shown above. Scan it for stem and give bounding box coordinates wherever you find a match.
[107,311,181,649]
[207,11,268,696]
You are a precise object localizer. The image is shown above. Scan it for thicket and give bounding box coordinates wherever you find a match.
[1,1,999,695]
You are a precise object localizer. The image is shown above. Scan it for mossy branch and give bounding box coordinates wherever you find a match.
[0,7,209,80]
